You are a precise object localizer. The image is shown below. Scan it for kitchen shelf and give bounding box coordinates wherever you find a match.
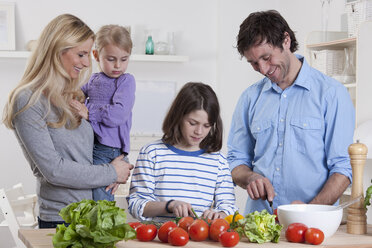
[306,22,372,128]
[307,37,356,50]
[0,51,189,62]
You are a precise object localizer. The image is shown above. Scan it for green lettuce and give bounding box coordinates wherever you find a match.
[365,180,372,209]
[235,209,282,244]
[52,200,136,248]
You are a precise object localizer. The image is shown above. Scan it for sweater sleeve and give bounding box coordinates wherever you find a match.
[127,145,156,221]
[88,74,136,127]
[214,154,238,215]
[12,91,117,189]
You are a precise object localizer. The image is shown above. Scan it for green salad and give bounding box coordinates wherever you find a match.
[365,179,372,209]
[235,209,282,244]
[52,199,136,248]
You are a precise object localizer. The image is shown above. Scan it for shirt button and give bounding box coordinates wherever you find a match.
[280,118,284,122]
[283,94,287,98]
[303,123,307,127]
[257,127,260,131]
[276,167,280,171]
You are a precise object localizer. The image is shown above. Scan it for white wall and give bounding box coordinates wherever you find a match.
[1,1,371,238]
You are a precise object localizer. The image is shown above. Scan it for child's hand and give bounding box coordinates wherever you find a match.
[70,99,89,120]
[169,200,193,218]
[202,209,227,220]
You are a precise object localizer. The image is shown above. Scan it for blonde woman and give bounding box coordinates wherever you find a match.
[2,14,133,228]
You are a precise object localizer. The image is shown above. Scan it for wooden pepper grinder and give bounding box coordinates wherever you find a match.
[347,141,368,234]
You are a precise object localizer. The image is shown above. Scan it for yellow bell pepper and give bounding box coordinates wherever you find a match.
[225,213,244,224]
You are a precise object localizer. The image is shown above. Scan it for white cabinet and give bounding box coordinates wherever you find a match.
[305,21,372,128]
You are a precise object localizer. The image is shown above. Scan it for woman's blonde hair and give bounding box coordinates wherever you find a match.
[95,25,132,54]
[2,14,95,129]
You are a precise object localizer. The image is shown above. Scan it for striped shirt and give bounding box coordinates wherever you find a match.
[128,140,237,222]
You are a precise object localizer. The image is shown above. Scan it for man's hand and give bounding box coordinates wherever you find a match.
[232,165,275,202]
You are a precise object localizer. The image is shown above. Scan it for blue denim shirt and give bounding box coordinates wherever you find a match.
[227,55,355,214]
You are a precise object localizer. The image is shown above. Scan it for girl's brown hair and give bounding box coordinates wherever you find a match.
[162,82,223,153]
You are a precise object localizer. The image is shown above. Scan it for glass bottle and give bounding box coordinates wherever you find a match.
[168,32,176,55]
[145,35,154,55]
[342,47,356,84]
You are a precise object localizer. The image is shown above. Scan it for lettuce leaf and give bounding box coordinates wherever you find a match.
[235,209,282,244]
[365,180,372,209]
[52,200,136,248]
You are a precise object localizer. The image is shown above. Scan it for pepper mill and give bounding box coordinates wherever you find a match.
[347,141,368,234]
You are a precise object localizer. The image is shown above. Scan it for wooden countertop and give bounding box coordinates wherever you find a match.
[18,224,372,248]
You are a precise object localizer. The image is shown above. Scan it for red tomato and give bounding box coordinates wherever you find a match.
[128,222,142,230]
[219,231,240,247]
[209,218,230,241]
[136,224,157,242]
[273,209,279,223]
[168,227,189,246]
[188,219,209,241]
[305,228,325,245]
[285,223,308,243]
[178,216,194,231]
[158,221,177,243]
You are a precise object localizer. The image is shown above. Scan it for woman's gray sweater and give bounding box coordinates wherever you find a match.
[12,89,117,221]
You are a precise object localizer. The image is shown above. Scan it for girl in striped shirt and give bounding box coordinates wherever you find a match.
[128,82,237,222]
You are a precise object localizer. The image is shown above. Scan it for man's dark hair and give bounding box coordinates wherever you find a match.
[237,10,298,56]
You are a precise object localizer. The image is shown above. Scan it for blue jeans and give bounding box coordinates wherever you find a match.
[38,217,68,229]
[92,142,127,201]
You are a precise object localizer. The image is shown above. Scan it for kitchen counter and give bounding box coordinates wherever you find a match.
[18,224,372,248]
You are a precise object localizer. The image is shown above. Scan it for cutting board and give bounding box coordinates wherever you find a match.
[18,224,372,248]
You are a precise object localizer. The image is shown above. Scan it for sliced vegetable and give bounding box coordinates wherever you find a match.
[235,209,282,244]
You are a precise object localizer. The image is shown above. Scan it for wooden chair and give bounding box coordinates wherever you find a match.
[0,183,37,248]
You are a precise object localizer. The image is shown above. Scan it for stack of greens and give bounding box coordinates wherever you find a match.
[52,200,136,248]
[235,209,282,244]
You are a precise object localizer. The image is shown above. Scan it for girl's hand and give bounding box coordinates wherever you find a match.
[70,99,89,120]
[202,209,227,220]
[168,200,193,218]
[111,154,134,184]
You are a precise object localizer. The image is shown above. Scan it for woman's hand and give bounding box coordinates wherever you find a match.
[105,183,120,194]
[202,209,227,220]
[70,99,89,120]
[168,200,193,218]
[111,154,134,184]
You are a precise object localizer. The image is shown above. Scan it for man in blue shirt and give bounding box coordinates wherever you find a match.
[227,10,355,214]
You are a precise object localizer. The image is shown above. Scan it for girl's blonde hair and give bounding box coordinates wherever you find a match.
[95,25,132,54]
[2,14,95,130]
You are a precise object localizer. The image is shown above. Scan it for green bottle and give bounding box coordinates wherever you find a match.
[145,36,154,55]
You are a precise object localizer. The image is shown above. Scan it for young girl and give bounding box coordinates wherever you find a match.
[128,82,237,222]
[70,24,135,201]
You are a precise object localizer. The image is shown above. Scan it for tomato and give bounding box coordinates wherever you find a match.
[168,227,189,246]
[178,216,194,231]
[273,209,278,223]
[305,228,324,245]
[209,218,230,241]
[219,231,240,247]
[136,224,157,242]
[188,219,209,241]
[128,222,142,230]
[158,221,177,243]
[285,223,308,243]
